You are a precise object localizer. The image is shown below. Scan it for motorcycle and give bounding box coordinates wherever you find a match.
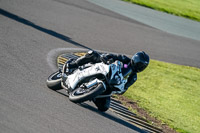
[46,56,132,111]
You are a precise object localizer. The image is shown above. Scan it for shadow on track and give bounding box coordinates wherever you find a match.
[0,8,91,50]
[79,103,147,133]
[52,89,147,133]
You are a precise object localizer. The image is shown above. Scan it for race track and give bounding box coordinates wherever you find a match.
[0,0,200,133]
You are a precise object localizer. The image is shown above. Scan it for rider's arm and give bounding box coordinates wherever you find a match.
[101,54,131,64]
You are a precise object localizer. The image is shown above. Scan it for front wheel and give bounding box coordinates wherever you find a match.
[46,71,62,90]
[69,83,105,103]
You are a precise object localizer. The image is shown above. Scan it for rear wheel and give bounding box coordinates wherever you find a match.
[69,83,105,103]
[93,97,111,112]
[46,71,62,90]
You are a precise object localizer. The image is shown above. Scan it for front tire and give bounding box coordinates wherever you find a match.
[46,71,62,90]
[69,83,105,103]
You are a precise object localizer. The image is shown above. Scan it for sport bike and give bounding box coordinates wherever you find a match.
[46,58,132,111]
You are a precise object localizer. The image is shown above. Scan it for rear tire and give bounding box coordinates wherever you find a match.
[46,71,62,90]
[93,97,111,112]
[69,83,105,103]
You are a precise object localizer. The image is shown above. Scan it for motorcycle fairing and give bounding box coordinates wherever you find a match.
[66,62,110,90]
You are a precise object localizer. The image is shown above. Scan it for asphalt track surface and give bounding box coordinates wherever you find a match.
[0,0,200,133]
[89,0,200,41]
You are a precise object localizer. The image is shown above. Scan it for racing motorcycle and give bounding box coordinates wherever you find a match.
[46,57,132,111]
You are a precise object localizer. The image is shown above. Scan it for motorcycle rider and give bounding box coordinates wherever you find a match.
[63,50,150,111]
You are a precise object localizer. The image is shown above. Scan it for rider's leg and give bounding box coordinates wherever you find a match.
[65,50,101,71]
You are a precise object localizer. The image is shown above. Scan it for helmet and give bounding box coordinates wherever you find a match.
[131,51,149,72]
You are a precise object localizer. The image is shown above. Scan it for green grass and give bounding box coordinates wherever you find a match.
[123,60,200,133]
[123,0,200,22]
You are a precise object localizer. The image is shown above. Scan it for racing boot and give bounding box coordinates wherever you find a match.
[62,59,77,75]
[62,59,78,94]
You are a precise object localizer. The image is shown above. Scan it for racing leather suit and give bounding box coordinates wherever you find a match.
[67,50,137,93]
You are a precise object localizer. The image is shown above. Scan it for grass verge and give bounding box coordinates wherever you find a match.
[123,60,200,133]
[123,0,200,22]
